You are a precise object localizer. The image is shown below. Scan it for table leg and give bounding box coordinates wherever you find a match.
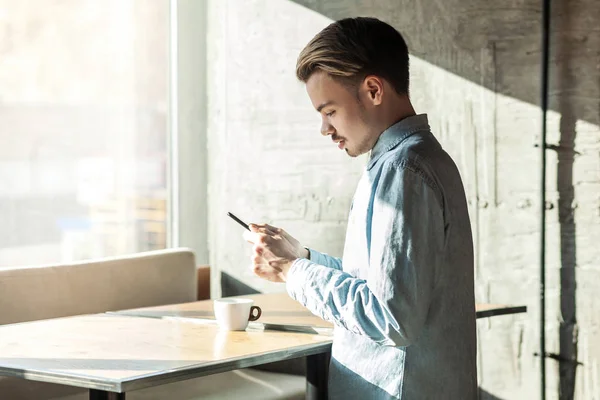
[306,351,330,400]
[89,389,125,400]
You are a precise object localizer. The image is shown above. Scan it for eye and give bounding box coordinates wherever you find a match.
[325,110,335,117]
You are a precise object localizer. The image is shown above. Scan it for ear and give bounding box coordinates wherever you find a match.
[362,75,384,106]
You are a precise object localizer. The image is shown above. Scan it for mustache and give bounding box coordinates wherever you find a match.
[331,135,346,142]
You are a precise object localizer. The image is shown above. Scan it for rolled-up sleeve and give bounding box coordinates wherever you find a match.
[286,164,444,347]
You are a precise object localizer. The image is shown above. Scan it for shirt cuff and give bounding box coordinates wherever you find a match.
[285,258,313,306]
[307,248,331,267]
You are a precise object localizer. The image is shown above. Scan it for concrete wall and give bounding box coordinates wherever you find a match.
[206,0,599,398]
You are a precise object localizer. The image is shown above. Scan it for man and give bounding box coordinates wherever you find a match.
[244,17,477,399]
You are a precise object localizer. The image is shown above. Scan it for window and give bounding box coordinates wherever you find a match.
[0,0,170,266]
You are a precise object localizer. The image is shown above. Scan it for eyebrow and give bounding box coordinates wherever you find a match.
[316,101,335,113]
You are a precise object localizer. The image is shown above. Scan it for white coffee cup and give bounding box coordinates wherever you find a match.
[213,298,262,331]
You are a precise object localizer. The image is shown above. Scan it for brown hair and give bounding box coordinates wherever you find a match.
[296,17,410,95]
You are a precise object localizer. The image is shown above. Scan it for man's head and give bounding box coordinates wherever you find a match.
[296,17,411,157]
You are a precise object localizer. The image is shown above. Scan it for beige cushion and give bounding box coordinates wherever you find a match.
[0,369,305,400]
[0,248,197,325]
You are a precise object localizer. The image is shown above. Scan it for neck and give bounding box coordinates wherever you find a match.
[362,95,417,156]
[382,95,416,131]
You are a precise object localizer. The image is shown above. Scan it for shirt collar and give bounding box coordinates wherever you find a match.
[367,113,430,170]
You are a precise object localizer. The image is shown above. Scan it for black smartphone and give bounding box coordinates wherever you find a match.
[227,212,250,231]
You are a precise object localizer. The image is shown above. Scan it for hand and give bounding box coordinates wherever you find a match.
[243,223,308,282]
[249,253,286,283]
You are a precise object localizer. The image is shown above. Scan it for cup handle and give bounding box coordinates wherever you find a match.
[249,305,262,321]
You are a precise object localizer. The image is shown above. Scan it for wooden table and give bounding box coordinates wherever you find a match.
[0,314,331,400]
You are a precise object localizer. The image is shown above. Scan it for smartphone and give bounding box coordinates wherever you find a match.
[227,212,250,231]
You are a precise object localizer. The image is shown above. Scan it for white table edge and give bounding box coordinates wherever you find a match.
[120,341,332,392]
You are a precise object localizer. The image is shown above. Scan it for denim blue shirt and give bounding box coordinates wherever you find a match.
[287,114,477,399]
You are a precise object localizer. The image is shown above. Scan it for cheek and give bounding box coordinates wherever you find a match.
[335,111,353,129]
[340,114,364,138]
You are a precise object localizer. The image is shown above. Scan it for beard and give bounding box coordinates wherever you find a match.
[345,128,374,158]
[345,140,370,157]
[347,98,374,157]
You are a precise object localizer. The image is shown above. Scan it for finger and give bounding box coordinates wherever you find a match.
[258,246,277,262]
[250,223,279,233]
[264,224,281,234]
[252,227,272,236]
[249,223,262,232]
[257,233,271,245]
[251,249,269,265]
[258,227,278,236]
[252,265,277,280]
[251,254,263,265]
[267,260,284,272]
[243,231,270,245]
[249,223,266,231]
[252,264,267,277]
[253,246,278,266]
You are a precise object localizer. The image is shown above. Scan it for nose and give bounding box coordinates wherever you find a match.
[320,118,335,136]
